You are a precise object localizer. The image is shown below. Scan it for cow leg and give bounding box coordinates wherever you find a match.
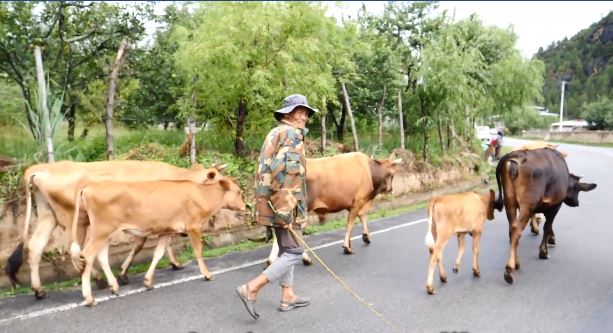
[426,232,450,295]
[166,236,184,270]
[144,235,169,290]
[359,214,371,245]
[426,248,439,295]
[505,210,532,284]
[298,229,312,266]
[343,210,359,254]
[187,230,213,281]
[96,245,119,295]
[27,215,56,299]
[453,233,466,274]
[80,238,108,307]
[118,236,146,285]
[530,214,541,235]
[471,231,482,277]
[539,206,560,259]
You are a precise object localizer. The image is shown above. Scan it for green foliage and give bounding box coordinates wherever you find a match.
[581,96,613,130]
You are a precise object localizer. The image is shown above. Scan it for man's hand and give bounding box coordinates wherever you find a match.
[281,223,291,229]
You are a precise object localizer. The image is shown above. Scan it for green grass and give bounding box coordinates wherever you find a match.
[514,135,613,148]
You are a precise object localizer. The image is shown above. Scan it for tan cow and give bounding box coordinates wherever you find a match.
[70,177,245,306]
[424,190,495,295]
[5,160,225,299]
[267,152,401,265]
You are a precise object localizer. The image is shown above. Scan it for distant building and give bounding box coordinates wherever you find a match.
[549,120,589,132]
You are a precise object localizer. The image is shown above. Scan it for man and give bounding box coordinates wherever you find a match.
[236,94,316,319]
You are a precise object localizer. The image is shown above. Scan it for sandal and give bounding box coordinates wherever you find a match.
[236,284,259,319]
[279,296,310,312]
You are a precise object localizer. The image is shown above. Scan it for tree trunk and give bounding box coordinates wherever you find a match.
[333,92,347,142]
[437,117,445,156]
[79,128,89,139]
[321,96,327,153]
[377,84,387,149]
[420,94,429,161]
[66,100,77,142]
[235,98,247,156]
[105,39,129,161]
[398,90,405,150]
[188,74,198,164]
[34,46,54,163]
[446,119,452,150]
[341,82,359,152]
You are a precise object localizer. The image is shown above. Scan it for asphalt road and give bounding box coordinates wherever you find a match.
[1,138,611,333]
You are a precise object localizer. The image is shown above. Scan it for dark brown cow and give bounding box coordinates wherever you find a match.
[494,148,596,284]
[267,152,401,264]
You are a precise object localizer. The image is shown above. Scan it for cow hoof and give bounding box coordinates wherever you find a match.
[85,299,96,307]
[343,246,353,255]
[539,251,549,260]
[548,237,556,245]
[362,233,371,245]
[504,271,514,285]
[204,274,215,281]
[110,287,119,295]
[440,276,447,283]
[144,282,154,290]
[171,263,184,271]
[302,257,312,266]
[452,267,459,274]
[95,278,109,290]
[530,228,539,235]
[118,274,130,286]
[473,270,480,278]
[34,289,48,300]
[515,263,520,270]
[426,286,435,295]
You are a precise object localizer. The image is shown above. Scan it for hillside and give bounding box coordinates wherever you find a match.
[536,11,613,119]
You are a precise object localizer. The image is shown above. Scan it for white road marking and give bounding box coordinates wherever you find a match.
[0,216,428,324]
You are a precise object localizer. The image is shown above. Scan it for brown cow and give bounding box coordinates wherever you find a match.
[511,142,567,236]
[267,152,401,265]
[5,160,225,299]
[424,190,495,295]
[494,148,596,284]
[70,177,245,306]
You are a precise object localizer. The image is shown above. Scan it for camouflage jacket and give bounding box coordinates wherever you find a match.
[254,122,308,229]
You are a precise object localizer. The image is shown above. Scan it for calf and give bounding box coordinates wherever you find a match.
[5,160,225,299]
[494,148,596,284]
[70,177,245,306]
[424,190,495,295]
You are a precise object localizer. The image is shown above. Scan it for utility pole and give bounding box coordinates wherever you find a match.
[559,80,567,132]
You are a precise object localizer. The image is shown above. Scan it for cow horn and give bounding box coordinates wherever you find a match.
[217,164,228,170]
[392,158,402,165]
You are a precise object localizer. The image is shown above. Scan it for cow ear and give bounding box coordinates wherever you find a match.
[579,182,597,192]
[218,179,230,191]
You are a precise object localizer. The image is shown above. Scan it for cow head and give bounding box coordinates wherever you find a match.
[371,158,402,195]
[219,177,246,211]
[563,174,597,207]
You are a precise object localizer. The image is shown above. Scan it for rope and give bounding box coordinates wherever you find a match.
[288,228,399,332]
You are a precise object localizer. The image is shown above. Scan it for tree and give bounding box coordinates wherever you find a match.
[174,2,339,156]
[582,96,613,130]
[0,2,152,140]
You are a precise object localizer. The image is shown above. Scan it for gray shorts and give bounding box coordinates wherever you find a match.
[263,227,304,287]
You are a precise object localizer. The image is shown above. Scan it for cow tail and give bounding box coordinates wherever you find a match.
[493,154,509,212]
[424,201,436,253]
[4,173,36,288]
[70,189,85,272]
